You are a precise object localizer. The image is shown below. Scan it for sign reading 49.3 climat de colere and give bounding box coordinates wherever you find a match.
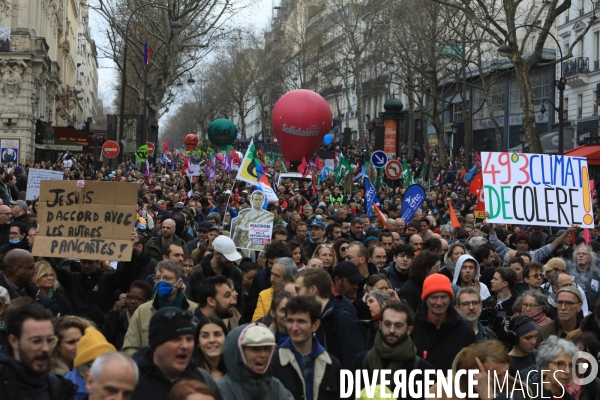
[482,152,594,229]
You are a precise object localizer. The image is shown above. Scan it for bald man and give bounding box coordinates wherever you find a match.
[87,352,138,400]
[0,204,11,247]
[146,218,189,261]
[0,249,58,313]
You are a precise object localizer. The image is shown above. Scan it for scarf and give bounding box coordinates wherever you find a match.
[372,313,381,326]
[444,254,457,275]
[157,289,185,309]
[512,310,548,327]
[367,330,416,373]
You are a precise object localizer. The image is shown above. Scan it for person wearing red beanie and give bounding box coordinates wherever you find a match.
[411,273,476,371]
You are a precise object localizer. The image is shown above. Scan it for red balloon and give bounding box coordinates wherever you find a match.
[272,89,332,162]
[184,134,199,151]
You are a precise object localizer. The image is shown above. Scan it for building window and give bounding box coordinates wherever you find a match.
[578,94,583,118]
[510,74,551,115]
[453,102,468,122]
[595,31,600,70]
[473,84,505,120]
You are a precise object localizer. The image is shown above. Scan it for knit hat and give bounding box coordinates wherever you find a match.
[511,316,537,339]
[74,328,116,368]
[557,286,583,304]
[421,274,454,301]
[515,231,530,244]
[407,220,421,232]
[14,166,24,175]
[148,307,196,350]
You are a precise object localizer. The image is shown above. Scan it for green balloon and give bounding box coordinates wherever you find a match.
[208,119,237,148]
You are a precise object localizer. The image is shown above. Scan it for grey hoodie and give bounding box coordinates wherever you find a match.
[217,324,294,400]
[452,254,491,300]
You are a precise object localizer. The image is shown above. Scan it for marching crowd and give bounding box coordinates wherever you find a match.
[0,145,599,400]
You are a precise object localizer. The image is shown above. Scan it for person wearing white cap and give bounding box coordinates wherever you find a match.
[187,235,245,315]
[217,323,293,399]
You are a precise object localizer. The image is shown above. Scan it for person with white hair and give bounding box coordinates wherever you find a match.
[252,257,298,321]
[0,286,9,330]
[535,336,580,399]
[86,352,138,400]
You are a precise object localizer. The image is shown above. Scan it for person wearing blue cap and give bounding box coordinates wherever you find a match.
[303,220,327,257]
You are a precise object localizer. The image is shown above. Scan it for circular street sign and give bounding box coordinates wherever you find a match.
[146,142,155,155]
[385,160,402,180]
[102,140,120,159]
[371,150,388,168]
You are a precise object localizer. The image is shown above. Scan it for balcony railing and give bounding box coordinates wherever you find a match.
[563,57,589,76]
[594,104,598,116]
[595,60,600,70]
[597,83,600,100]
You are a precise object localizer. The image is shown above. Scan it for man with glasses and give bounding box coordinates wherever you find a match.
[0,302,76,399]
[271,296,341,400]
[382,244,415,293]
[123,260,199,355]
[352,302,432,393]
[537,286,583,345]
[454,287,497,341]
[568,244,600,308]
[0,204,11,247]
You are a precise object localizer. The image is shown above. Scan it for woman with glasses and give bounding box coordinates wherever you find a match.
[535,336,578,400]
[50,316,91,376]
[334,238,351,263]
[102,280,152,350]
[512,290,552,327]
[34,260,73,316]
[439,242,466,280]
[312,244,337,274]
[193,316,228,382]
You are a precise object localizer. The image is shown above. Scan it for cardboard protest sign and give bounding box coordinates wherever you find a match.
[32,181,137,260]
[249,223,273,246]
[230,191,274,251]
[26,168,64,200]
[482,152,593,228]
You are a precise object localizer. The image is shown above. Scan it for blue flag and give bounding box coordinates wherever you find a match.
[320,165,327,182]
[465,165,477,181]
[161,152,169,164]
[401,184,427,221]
[364,177,379,217]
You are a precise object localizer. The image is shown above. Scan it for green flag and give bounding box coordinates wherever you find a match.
[135,145,149,163]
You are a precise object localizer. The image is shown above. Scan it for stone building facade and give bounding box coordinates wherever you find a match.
[0,0,98,163]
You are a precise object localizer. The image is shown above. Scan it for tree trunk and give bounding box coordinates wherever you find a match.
[514,62,543,153]
[407,77,415,160]
[354,70,365,147]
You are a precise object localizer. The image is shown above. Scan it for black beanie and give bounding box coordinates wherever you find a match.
[148,307,196,349]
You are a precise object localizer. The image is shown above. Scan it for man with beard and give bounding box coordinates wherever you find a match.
[122,260,199,356]
[193,275,239,330]
[0,302,76,398]
[187,236,244,313]
[352,302,433,393]
[146,218,189,262]
[131,307,219,399]
[454,287,497,341]
[286,211,302,240]
[382,244,414,292]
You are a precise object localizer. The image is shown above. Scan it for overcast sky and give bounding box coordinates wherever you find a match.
[90,0,274,112]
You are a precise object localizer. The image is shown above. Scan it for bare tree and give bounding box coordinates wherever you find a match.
[431,0,594,153]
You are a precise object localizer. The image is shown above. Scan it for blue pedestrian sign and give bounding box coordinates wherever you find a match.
[371,151,388,168]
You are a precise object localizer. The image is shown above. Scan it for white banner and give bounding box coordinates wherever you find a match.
[482,152,593,228]
[26,168,64,200]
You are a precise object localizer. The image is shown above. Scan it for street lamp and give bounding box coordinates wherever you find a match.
[497,24,566,154]
[519,128,526,153]
[118,2,182,164]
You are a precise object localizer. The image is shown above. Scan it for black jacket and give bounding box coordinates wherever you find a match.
[187,254,244,315]
[50,256,137,327]
[15,174,27,192]
[315,295,365,369]
[125,249,157,285]
[49,290,73,317]
[482,292,518,343]
[0,349,76,400]
[381,262,410,293]
[397,279,423,312]
[0,273,59,315]
[0,238,31,255]
[412,303,476,371]
[101,309,129,351]
[131,347,220,400]
[0,181,10,206]
[270,344,341,400]
[0,223,9,248]
[242,265,272,323]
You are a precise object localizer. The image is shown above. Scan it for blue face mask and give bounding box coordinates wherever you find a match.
[9,238,20,245]
[156,281,176,298]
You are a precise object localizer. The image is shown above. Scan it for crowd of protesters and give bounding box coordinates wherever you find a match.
[0,141,599,400]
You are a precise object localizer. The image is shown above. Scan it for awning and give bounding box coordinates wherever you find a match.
[54,126,94,147]
[564,144,600,165]
[36,139,83,152]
